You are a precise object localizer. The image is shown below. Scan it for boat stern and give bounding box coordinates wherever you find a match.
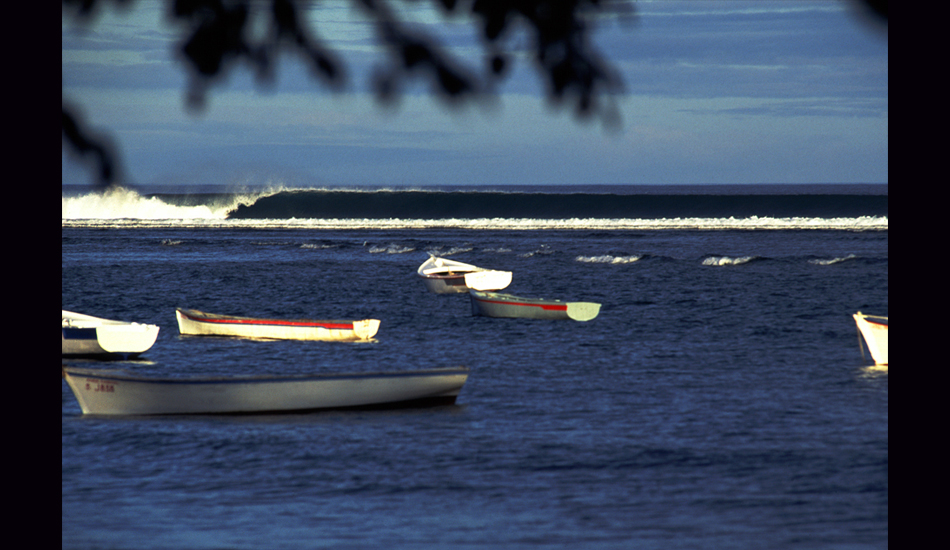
[567,302,601,322]
[353,319,381,340]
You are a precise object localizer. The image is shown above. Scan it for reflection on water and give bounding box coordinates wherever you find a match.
[860,364,889,379]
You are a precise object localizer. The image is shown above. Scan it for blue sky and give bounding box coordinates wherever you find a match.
[62,0,888,187]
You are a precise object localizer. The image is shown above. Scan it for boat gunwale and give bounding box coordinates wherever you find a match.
[855,312,888,325]
[63,310,159,330]
[62,366,469,386]
[417,255,480,276]
[472,295,569,311]
[419,270,476,279]
[470,290,592,311]
[176,308,372,330]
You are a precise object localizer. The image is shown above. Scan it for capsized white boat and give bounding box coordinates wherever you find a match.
[854,311,888,365]
[469,290,601,321]
[417,255,512,294]
[176,308,380,341]
[62,365,469,415]
[62,310,160,359]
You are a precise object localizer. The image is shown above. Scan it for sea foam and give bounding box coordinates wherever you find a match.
[576,255,642,264]
[808,254,858,265]
[61,216,889,231]
[703,256,756,266]
[61,186,265,220]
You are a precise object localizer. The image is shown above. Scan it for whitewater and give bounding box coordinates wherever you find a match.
[61,185,888,231]
[61,185,256,220]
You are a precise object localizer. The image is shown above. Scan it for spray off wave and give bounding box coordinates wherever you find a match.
[61,186,268,220]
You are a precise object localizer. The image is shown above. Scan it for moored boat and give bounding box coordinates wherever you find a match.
[417,255,512,294]
[62,365,470,415]
[853,311,888,365]
[62,310,160,359]
[176,308,380,341]
[469,290,601,321]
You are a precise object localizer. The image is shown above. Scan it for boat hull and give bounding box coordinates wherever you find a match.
[176,308,380,341]
[469,290,601,321]
[62,366,469,415]
[420,273,471,294]
[854,312,888,365]
[62,311,160,359]
[417,256,511,294]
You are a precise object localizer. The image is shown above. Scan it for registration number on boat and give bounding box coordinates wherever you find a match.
[85,379,115,393]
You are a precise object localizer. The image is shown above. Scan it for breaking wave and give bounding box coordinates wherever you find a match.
[576,255,643,264]
[62,185,888,231]
[702,256,757,266]
[809,254,858,265]
[62,185,272,220]
[368,244,417,254]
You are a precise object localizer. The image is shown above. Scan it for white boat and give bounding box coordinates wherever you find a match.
[176,308,380,341]
[62,310,160,359]
[854,312,888,365]
[62,365,469,415]
[417,255,512,294]
[469,290,601,321]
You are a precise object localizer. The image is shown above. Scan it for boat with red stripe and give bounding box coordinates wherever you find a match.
[468,290,600,321]
[176,308,380,341]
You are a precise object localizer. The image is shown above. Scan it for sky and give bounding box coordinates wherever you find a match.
[62,0,888,187]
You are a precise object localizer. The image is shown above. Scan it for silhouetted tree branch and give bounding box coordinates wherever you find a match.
[62,102,123,186]
[62,0,886,188]
[63,0,632,187]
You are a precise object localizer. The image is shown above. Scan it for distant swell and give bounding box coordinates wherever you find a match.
[226,190,888,220]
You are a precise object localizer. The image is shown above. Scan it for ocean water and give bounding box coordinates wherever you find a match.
[62,184,888,549]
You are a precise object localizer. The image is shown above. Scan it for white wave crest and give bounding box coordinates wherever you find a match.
[61,216,889,231]
[61,186,267,220]
[703,256,755,266]
[576,255,642,264]
[808,254,857,265]
[368,244,416,254]
[426,246,474,257]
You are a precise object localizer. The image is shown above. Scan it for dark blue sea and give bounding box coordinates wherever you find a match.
[62,184,887,549]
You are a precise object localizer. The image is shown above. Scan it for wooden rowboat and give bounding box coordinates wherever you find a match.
[176,308,379,341]
[469,290,601,321]
[62,310,160,359]
[854,312,888,365]
[417,255,512,294]
[62,365,469,415]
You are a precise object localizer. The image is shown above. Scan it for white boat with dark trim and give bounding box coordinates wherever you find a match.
[62,365,470,416]
[469,290,601,321]
[417,255,512,294]
[854,311,888,365]
[62,310,160,359]
[176,308,379,341]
